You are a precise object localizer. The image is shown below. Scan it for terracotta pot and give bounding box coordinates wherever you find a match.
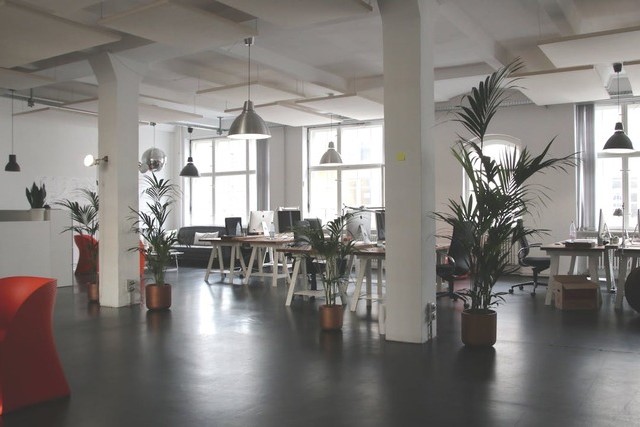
[319,304,344,331]
[461,309,497,347]
[87,282,99,303]
[145,284,172,311]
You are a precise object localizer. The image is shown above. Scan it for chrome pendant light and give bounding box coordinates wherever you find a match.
[320,115,342,164]
[4,90,20,172]
[139,122,166,173]
[603,62,634,152]
[180,127,200,177]
[228,37,271,140]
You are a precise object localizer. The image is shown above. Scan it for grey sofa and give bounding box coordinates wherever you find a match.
[172,226,226,268]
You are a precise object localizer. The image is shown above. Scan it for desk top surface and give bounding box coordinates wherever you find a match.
[200,233,294,245]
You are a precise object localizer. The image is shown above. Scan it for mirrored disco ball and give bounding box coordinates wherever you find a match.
[140,148,166,173]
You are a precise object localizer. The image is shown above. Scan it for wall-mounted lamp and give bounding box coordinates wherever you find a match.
[84,154,108,167]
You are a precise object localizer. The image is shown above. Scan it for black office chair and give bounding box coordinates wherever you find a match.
[508,232,550,296]
[436,222,472,301]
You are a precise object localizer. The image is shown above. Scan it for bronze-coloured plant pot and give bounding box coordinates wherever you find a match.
[145,284,172,311]
[319,304,344,331]
[87,282,99,303]
[461,309,497,347]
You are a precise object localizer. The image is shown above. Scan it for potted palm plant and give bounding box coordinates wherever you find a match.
[130,173,180,310]
[295,213,355,331]
[57,188,100,302]
[434,59,576,346]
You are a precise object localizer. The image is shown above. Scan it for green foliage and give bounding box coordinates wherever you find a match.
[25,182,47,208]
[129,173,180,286]
[434,59,577,311]
[294,213,356,306]
[57,188,100,276]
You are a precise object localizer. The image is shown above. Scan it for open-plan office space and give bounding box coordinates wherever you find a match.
[2,0,640,425]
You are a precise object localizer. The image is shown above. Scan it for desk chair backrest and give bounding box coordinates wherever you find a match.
[448,222,472,273]
[513,219,530,266]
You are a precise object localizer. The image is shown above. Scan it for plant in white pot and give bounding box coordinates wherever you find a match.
[26,182,47,220]
[294,213,355,331]
[130,173,180,310]
[434,59,577,346]
[57,189,100,302]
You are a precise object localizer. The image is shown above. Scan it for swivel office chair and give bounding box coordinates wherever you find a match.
[508,230,550,296]
[436,222,472,301]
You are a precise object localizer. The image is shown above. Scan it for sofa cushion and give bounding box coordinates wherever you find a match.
[194,231,219,245]
[177,226,225,245]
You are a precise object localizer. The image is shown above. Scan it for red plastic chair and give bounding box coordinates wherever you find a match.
[0,276,70,414]
[74,235,98,275]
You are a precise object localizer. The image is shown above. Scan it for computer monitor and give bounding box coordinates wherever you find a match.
[248,210,274,235]
[375,211,385,241]
[225,217,243,236]
[277,209,301,233]
[346,210,372,243]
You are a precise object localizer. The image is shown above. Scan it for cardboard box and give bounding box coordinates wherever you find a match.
[553,275,600,310]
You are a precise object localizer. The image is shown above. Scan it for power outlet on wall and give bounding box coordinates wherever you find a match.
[425,302,437,324]
[127,280,136,292]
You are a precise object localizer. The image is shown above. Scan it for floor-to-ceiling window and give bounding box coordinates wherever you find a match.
[185,137,257,225]
[594,102,640,231]
[307,122,385,225]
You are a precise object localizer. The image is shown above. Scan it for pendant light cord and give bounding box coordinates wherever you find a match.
[10,89,14,154]
[247,39,251,103]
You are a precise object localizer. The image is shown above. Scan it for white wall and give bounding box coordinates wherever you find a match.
[432,102,576,245]
[2,96,578,255]
[0,101,98,210]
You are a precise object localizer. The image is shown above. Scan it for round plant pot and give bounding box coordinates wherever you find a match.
[145,284,172,311]
[87,282,99,303]
[461,309,497,347]
[319,304,344,331]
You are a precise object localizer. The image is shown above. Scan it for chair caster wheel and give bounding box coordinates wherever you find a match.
[519,286,524,290]
[530,292,536,297]
[508,289,514,294]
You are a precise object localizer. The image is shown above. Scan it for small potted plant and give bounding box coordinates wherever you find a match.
[57,188,100,302]
[295,213,355,331]
[130,173,180,310]
[26,182,47,220]
[434,59,576,346]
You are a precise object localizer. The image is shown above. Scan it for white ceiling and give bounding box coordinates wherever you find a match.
[3,0,640,129]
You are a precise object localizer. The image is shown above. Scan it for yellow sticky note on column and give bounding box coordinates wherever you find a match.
[396,151,406,161]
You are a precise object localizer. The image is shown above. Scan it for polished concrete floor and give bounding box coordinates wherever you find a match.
[4,268,640,427]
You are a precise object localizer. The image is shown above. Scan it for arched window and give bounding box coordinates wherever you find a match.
[463,134,522,201]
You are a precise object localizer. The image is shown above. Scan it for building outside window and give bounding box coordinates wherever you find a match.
[184,137,257,225]
[307,123,385,225]
[594,103,640,231]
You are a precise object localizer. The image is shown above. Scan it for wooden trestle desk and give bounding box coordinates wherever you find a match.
[279,243,451,307]
[201,234,293,285]
[540,242,616,306]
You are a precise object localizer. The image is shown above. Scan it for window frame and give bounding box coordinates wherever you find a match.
[462,134,522,202]
[184,136,257,225]
[306,122,385,223]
